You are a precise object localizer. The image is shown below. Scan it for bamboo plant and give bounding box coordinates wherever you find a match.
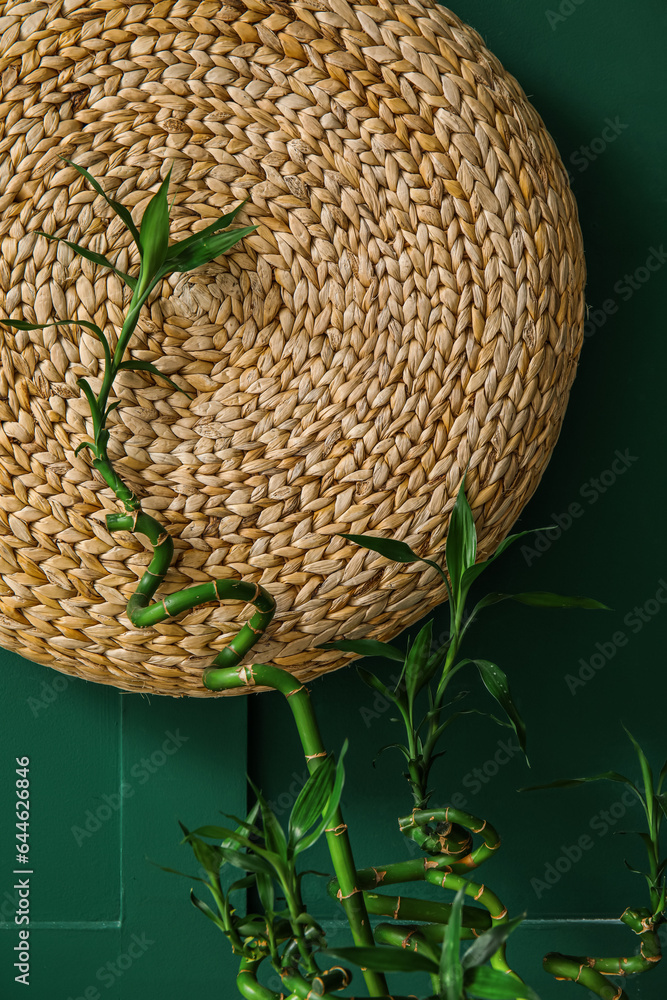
[1,158,662,1000]
[522,728,666,1000]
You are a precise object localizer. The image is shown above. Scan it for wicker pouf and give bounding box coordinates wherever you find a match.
[0,0,585,696]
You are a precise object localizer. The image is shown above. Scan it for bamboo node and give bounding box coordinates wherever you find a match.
[325,823,348,836]
[286,684,307,698]
[305,751,328,761]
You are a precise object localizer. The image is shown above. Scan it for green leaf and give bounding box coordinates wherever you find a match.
[509,592,609,610]
[139,164,173,281]
[190,889,225,930]
[57,155,142,247]
[464,966,540,1000]
[461,915,525,970]
[473,660,528,762]
[446,476,477,608]
[184,823,272,862]
[187,835,223,877]
[74,440,95,457]
[294,741,348,857]
[228,874,256,894]
[520,772,643,801]
[374,742,412,765]
[256,871,275,915]
[34,232,137,289]
[218,846,274,877]
[472,592,609,615]
[76,377,103,432]
[338,533,448,587]
[339,532,422,563]
[104,400,121,421]
[248,778,288,862]
[163,201,248,266]
[149,861,207,883]
[317,638,405,662]
[323,945,437,974]
[440,887,464,1000]
[404,619,435,703]
[289,756,335,850]
[622,725,655,824]
[163,225,257,274]
[116,359,192,399]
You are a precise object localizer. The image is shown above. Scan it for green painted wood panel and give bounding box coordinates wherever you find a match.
[1,1,666,997]
[0,650,247,997]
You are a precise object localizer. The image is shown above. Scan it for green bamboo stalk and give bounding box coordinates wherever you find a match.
[543,907,662,1000]
[398,807,501,871]
[204,661,389,998]
[237,957,287,1000]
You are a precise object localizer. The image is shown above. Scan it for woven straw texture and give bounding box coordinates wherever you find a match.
[0,0,585,697]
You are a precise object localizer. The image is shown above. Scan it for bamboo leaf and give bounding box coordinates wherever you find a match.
[256,871,274,915]
[184,823,273,862]
[339,532,421,563]
[657,760,667,794]
[35,232,137,289]
[57,155,142,246]
[374,742,412,765]
[139,164,173,280]
[187,835,223,877]
[163,225,257,274]
[509,592,609,610]
[248,778,288,862]
[446,476,476,608]
[149,861,207,883]
[473,660,528,763]
[116,359,192,399]
[0,316,108,339]
[520,772,643,801]
[74,440,95,457]
[323,945,438,973]
[294,741,348,857]
[228,875,256,894]
[440,887,464,1000]
[289,756,335,850]
[464,966,541,1000]
[622,725,655,824]
[190,889,225,930]
[104,400,121,421]
[219,846,274,876]
[461,915,525,970]
[317,638,405,662]
[76,377,103,431]
[404,619,435,702]
[163,201,248,265]
[338,532,448,587]
[356,667,405,709]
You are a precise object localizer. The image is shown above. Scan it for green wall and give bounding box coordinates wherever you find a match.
[1,1,666,997]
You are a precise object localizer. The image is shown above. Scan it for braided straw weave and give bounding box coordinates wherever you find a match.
[0,0,585,696]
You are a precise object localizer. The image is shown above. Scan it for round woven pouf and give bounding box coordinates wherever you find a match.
[0,0,585,696]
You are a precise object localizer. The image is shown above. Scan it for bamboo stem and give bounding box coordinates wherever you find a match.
[204,661,389,998]
[543,907,662,999]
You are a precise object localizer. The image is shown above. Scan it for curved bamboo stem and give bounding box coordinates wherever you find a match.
[204,662,389,998]
[543,907,662,1000]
